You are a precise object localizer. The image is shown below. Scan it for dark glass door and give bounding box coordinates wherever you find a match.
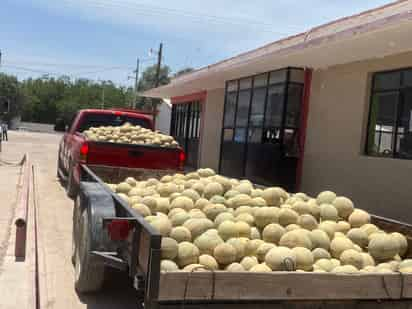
[170,101,201,169]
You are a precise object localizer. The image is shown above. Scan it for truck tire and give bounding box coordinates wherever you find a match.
[71,196,81,265]
[67,164,78,199]
[74,209,105,293]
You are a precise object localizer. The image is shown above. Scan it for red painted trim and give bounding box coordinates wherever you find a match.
[296,69,313,192]
[171,91,207,104]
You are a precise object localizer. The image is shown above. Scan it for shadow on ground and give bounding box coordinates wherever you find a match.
[76,269,140,309]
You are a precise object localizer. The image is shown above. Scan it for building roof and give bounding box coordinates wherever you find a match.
[142,0,412,99]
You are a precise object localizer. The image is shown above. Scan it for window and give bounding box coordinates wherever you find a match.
[220,67,305,188]
[76,113,151,132]
[366,68,412,159]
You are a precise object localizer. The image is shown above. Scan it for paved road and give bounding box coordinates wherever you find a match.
[1,131,138,309]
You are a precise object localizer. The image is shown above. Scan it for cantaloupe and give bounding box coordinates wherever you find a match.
[360,223,379,236]
[194,231,224,255]
[368,234,399,261]
[176,242,200,267]
[309,229,331,250]
[226,237,247,261]
[116,182,132,194]
[297,214,318,230]
[188,209,206,219]
[226,263,245,272]
[203,203,227,220]
[332,196,354,219]
[340,249,363,269]
[194,198,210,211]
[261,188,282,206]
[245,239,265,256]
[240,256,259,270]
[318,221,337,239]
[170,196,195,211]
[224,190,241,200]
[183,218,214,239]
[204,182,224,199]
[332,265,358,273]
[234,183,253,195]
[285,224,301,232]
[198,254,219,270]
[312,248,331,261]
[279,230,312,249]
[278,208,299,227]
[150,218,172,237]
[229,194,254,209]
[360,253,375,267]
[347,228,369,248]
[182,264,207,272]
[348,209,371,228]
[316,191,336,205]
[170,211,191,227]
[391,232,408,257]
[330,237,354,258]
[308,199,321,219]
[262,224,286,244]
[256,243,276,262]
[155,197,170,214]
[255,207,280,228]
[161,237,178,260]
[197,168,216,178]
[234,221,251,238]
[314,258,335,272]
[292,247,314,271]
[250,227,261,240]
[132,203,152,217]
[218,221,239,240]
[170,226,192,243]
[320,204,339,221]
[252,197,267,207]
[265,246,297,271]
[214,243,237,265]
[161,260,179,272]
[249,263,272,272]
[293,201,311,215]
[214,212,235,227]
[181,189,201,202]
[235,213,255,226]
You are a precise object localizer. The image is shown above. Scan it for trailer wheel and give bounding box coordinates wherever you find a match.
[74,209,105,293]
[71,196,81,266]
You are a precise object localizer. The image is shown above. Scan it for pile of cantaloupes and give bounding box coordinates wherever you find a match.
[84,122,179,148]
[107,168,410,274]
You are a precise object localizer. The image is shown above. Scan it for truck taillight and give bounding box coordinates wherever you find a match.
[79,142,89,163]
[107,220,132,241]
[179,150,185,170]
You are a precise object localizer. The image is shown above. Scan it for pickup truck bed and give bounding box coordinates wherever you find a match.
[74,164,412,309]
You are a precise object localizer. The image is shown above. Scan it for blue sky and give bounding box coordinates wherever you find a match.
[0,0,392,87]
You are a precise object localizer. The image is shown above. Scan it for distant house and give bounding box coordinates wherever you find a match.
[155,99,172,134]
[143,1,412,222]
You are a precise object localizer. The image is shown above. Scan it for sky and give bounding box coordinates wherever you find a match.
[0,0,393,87]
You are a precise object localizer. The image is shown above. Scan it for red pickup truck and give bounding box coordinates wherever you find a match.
[57,108,185,198]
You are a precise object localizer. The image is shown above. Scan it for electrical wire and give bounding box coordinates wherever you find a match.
[56,0,302,35]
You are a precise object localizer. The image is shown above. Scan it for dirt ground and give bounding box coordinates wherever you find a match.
[0,131,138,309]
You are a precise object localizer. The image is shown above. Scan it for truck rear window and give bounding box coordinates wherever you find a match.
[77,114,151,132]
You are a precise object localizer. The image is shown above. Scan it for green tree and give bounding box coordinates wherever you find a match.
[135,64,171,110]
[0,73,27,123]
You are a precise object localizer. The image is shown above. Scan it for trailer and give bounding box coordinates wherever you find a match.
[73,164,412,309]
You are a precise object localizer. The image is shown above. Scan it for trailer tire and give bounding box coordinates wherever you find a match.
[74,209,105,293]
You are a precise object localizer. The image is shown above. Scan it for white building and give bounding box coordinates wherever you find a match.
[155,99,172,135]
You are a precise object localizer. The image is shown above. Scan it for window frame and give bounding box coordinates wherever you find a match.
[366,68,412,159]
[219,67,305,178]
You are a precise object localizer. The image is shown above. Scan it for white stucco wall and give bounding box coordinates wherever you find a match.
[155,100,171,134]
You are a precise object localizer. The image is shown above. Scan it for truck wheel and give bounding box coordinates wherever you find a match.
[71,196,81,266]
[74,209,105,293]
[67,165,78,199]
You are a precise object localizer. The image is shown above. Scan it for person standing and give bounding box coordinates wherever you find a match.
[2,123,7,141]
[0,123,3,141]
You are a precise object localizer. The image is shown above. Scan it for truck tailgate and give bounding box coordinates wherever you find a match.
[86,141,183,170]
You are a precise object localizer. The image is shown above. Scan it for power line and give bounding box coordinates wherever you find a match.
[57,0,303,35]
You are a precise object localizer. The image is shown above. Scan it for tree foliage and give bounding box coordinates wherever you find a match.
[0,73,27,122]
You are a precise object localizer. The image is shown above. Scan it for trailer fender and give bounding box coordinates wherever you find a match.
[77,181,117,252]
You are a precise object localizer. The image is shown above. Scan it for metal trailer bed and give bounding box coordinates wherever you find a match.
[74,164,412,309]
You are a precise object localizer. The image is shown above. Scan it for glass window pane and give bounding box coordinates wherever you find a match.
[254,74,268,88]
[285,84,303,128]
[234,128,247,143]
[269,69,287,84]
[248,127,262,143]
[403,70,412,87]
[250,88,266,127]
[224,92,237,127]
[399,88,412,134]
[378,132,393,156]
[239,78,252,90]
[289,68,305,83]
[265,85,284,127]
[397,134,412,158]
[223,129,233,141]
[374,92,399,128]
[374,71,401,90]
[227,81,238,92]
[236,90,251,127]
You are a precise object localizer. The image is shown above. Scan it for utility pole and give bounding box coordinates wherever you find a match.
[133,58,140,109]
[152,42,163,128]
[0,50,2,69]
[101,82,105,109]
